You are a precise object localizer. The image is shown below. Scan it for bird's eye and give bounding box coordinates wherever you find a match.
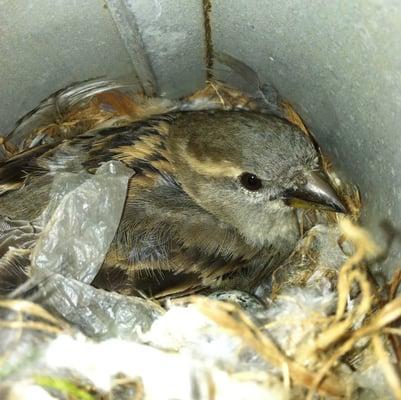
[239,173,262,191]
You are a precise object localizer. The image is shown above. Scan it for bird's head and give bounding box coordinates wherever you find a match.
[168,111,347,246]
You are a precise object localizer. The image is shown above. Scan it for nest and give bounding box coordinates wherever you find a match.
[0,59,400,399]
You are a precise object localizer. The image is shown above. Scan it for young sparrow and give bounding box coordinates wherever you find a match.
[0,108,346,298]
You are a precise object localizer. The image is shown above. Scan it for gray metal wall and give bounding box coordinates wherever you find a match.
[1,0,400,273]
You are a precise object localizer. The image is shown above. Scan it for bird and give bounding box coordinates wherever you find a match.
[0,103,347,299]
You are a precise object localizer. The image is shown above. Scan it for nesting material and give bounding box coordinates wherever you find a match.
[1,221,400,399]
[0,61,400,399]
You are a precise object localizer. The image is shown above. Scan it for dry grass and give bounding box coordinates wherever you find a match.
[0,298,70,386]
[194,297,347,398]
[194,218,401,399]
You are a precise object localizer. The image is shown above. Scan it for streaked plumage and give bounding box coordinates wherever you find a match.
[0,71,347,299]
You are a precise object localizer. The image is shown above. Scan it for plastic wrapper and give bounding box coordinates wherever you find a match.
[32,161,133,283]
[38,274,163,340]
[22,160,163,340]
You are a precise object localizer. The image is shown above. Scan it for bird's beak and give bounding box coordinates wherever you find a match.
[283,171,348,213]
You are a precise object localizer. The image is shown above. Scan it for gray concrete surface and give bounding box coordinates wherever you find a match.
[1,0,400,274]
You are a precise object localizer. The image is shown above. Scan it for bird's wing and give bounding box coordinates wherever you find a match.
[0,115,176,294]
[95,243,281,300]
[0,116,173,196]
[94,249,242,299]
[95,206,276,299]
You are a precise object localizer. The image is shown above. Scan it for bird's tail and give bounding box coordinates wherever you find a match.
[0,216,39,295]
[5,79,177,154]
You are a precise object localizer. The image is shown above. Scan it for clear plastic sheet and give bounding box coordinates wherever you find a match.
[38,274,163,340]
[32,161,133,283]
[23,160,163,340]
